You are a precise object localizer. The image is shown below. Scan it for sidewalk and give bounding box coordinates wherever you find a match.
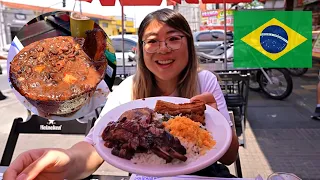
[229,67,320,180]
[228,121,273,179]
[0,89,128,176]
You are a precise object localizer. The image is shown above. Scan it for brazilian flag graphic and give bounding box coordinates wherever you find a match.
[234,11,312,68]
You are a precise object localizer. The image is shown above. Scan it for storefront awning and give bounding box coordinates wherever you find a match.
[81,0,252,6]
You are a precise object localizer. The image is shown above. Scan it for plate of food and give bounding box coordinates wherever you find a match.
[7,29,111,121]
[92,96,232,177]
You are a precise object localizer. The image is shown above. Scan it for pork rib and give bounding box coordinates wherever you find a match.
[101,108,188,163]
[154,100,206,124]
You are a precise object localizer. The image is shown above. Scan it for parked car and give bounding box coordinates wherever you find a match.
[109,35,138,66]
[193,30,233,54]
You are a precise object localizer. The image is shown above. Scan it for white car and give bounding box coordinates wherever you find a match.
[109,35,138,66]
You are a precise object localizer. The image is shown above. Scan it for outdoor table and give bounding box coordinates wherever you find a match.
[200,61,259,74]
[0,166,257,180]
[0,166,130,180]
[116,61,259,78]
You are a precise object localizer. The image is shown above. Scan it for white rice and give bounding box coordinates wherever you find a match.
[153,112,166,121]
[131,139,201,165]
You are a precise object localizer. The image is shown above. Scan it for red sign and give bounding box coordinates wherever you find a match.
[222,18,233,25]
[202,11,219,17]
[208,17,217,24]
[200,25,233,31]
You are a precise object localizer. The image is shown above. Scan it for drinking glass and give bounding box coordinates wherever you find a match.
[267,172,302,180]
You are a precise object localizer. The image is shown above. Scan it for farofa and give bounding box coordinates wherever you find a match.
[163,116,216,155]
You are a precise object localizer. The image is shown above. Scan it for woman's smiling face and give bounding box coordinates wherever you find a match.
[142,20,189,81]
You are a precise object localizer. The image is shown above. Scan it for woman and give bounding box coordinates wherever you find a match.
[4,8,239,180]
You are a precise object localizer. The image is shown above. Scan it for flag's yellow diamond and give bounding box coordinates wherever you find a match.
[241,18,307,61]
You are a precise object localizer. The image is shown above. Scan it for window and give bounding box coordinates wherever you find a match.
[206,4,213,10]
[226,32,234,40]
[111,39,137,52]
[196,31,233,42]
[111,39,122,52]
[102,22,108,28]
[196,32,213,41]
[15,13,26,20]
[124,40,137,52]
[211,31,224,41]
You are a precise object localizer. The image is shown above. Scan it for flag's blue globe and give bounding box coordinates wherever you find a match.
[260,25,288,54]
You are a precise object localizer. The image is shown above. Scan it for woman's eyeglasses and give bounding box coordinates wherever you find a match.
[142,35,185,53]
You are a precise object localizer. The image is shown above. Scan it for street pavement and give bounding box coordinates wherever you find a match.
[232,64,320,180]
[0,89,128,176]
[0,64,320,179]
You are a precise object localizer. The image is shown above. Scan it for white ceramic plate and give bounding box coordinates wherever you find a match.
[7,37,109,121]
[93,96,232,177]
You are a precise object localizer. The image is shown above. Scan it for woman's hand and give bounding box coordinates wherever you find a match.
[191,92,239,165]
[4,141,104,180]
[191,92,218,110]
[4,148,73,180]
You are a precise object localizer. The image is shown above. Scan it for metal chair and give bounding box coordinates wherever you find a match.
[218,72,250,148]
[229,111,243,178]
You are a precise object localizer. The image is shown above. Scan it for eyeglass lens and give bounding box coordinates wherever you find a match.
[143,35,184,53]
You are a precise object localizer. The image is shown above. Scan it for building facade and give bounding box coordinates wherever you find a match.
[0,6,36,48]
[0,2,137,49]
[199,3,234,31]
[97,16,136,36]
[175,0,201,32]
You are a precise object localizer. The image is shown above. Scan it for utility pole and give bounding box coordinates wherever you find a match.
[121,5,125,76]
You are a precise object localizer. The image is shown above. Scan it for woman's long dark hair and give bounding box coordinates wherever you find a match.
[132,8,199,99]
